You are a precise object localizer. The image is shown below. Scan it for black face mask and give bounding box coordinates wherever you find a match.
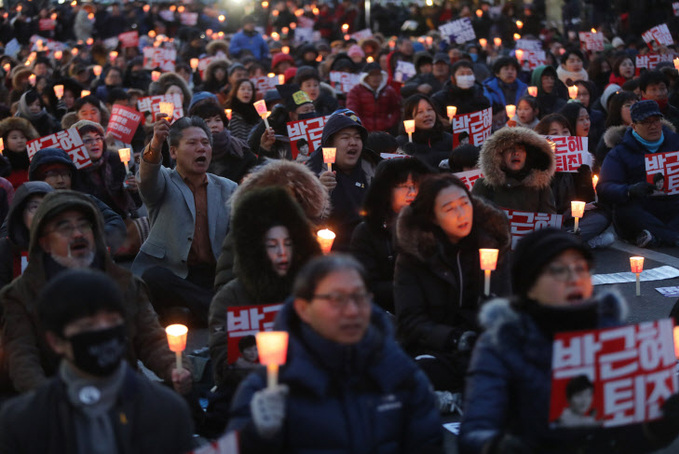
[67,324,126,377]
[298,111,319,120]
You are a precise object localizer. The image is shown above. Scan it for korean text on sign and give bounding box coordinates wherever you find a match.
[636,54,676,73]
[142,46,177,72]
[137,93,184,121]
[106,105,143,144]
[578,32,605,51]
[393,61,416,83]
[329,71,361,94]
[251,75,279,98]
[226,303,283,364]
[287,115,331,159]
[543,135,592,172]
[504,209,563,249]
[452,107,492,148]
[644,150,679,195]
[453,169,484,191]
[642,24,674,48]
[550,319,677,428]
[26,128,92,169]
[439,18,476,45]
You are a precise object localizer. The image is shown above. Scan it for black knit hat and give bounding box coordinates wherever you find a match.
[276,83,313,112]
[511,227,593,297]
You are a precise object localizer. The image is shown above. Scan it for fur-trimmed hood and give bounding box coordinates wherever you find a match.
[229,160,331,223]
[0,116,39,141]
[603,119,676,149]
[205,58,230,84]
[206,40,230,58]
[150,72,192,110]
[478,126,555,189]
[396,196,510,262]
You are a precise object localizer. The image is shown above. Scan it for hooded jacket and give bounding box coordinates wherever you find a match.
[150,72,192,113]
[200,59,230,94]
[472,127,557,213]
[0,116,39,189]
[0,191,177,392]
[345,70,401,132]
[228,298,443,453]
[530,65,568,117]
[394,196,511,360]
[208,187,321,385]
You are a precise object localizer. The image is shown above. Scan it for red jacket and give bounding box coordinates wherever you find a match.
[346,72,401,133]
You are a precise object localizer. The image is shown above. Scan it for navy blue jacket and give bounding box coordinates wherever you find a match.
[227,299,443,454]
[482,77,527,108]
[598,126,679,205]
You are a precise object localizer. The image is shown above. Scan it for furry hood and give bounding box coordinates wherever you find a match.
[206,40,230,58]
[0,116,39,141]
[478,126,555,189]
[11,66,32,91]
[205,58,230,83]
[150,72,192,110]
[603,119,676,149]
[230,160,331,223]
[396,196,510,262]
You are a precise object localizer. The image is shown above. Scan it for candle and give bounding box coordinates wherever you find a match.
[190,58,199,70]
[118,148,131,173]
[494,37,502,47]
[528,86,538,97]
[54,50,63,60]
[225,109,232,120]
[165,324,188,370]
[673,327,679,359]
[513,33,521,41]
[479,38,487,49]
[630,256,644,296]
[592,175,599,202]
[93,65,102,77]
[282,46,290,55]
[218,15,225,22]
[505,104,516,119]
[322,147,336,172]
[0,137,4,154]
[86,37,93,46]
[54,84,64,99]
[591,28,597,34]
[515,49,524,62]
[158,102,175,120]
[109,51,118,62]
[447,105,457,121]
[316,229,336,255]
[475,9,482,18]
[278,74,285,84]
[675,58,679,71]
[254,100,270,129]
[2,63,9,73]
[151,70,161,82]
[81,90,91,97]
[71,47,79,57]
[256,331,289,389]
[516,20,523,30]
[571,200,585,233]
[28,74,36,86]
[341,24,349,33]
[366,56,374,63]
[568,85,578,100]
[479,248,499,296]
[404,119,415,143]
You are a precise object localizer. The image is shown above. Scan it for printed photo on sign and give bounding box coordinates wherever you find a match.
[550,319,678,428]
[329,71,361,94]
[542,135,592,172]
[287,115,331,160]
[518,49,547,71]
[439,18,476,45]
[143,46,177,72]
[26,128,92,169]
[452,107,492,148]
[393,61,416,83]
[226,303,283,365]
[106,105,142,143]
[137,93,184,122]
[644,150,679,195]
[454,169,484,191]
[642,24,674,49]
[504,209,564,249]
[578,32,604,52]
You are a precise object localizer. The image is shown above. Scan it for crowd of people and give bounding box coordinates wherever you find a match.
[0,0,677,453]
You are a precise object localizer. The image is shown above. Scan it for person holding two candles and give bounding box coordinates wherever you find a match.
[459,228,679,453]
[228,254,443,453]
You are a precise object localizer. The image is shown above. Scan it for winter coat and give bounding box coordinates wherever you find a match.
[395,127,453,168]
[394,196,511,360]
[482,76,528,109]
[346,71,401,133]
[431,80,491,118]
[472,127,557,213]
[208,128,258,184]
[0,191,178,393]
[0,363,193,454]
[0,117,39,189]
[598,125,679,205]
[229,30,270,61]
[313,89,339,116]
[228,111,259,142]
[458,295,664,454]
[530,66,568,117]
[227,299,444,454]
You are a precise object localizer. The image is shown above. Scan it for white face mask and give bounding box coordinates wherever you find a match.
[456,74,475,89]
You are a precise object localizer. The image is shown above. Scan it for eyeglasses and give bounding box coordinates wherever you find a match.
[43,169,71,179]
[82,136,104,146]
[545,263,590,282]
[47,220,93,237]
[312,291,372,309]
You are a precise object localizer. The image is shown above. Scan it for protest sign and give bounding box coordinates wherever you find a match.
[350,28,373,41]
[137,93,183,121]
[439,18,476,44]
[287,115,331,160]
[504,209,564,249]
[180,12,198,26]
[226,303,284,365]
[393,61,416,83]
[550,319,677,428]
[26,128,92,169]
[636,53,677,74]
[644,150,679,195]
[454,169,484,191]
[642,24,674,49]
[106,105,143,143]
[39,19,56,32]
[451,107,492,148]
[251,75,279,98]
[329,71,361,94]
[543,135,592,172]
[118,31,139,48]
[143,46,176,72]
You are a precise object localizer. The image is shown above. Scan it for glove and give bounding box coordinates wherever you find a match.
[487,434,534,454]
[250,384,288,438]
[645,393,679,444]
[628,182,654,198]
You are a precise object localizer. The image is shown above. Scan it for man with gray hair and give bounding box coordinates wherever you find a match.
[132,115,237,326]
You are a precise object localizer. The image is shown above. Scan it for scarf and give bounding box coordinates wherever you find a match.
[556,66,588,85]
[632,129,664,153]
[228,97,260,124]
[17,93,47,121]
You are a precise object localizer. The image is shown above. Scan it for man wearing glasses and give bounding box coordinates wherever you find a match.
[0,191,191,396]
[598,100,679,247]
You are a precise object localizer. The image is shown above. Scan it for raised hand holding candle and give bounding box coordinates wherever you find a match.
[28,74,36,86]
[118,148,131,173]
[505,104,516,119]
[54,84,64,99]
[404,119,415,143]
[571,201,585,233]
[165,324,188,370]
[479,248,499,296]
[225,109,232,120]
[317,228,336,255]
[158,102,175,121]
[93,65,102,77]
[630,256,644,296]
[527,86,538,97]
[568,85,578,99]
[254,100,270,129]
[515,49,524,62]
[494,37,502,48]
[479,38,487,49]
[322,147,336,172]
[190,58,199,71]
[447,106,457,122]
[256,331,289,389]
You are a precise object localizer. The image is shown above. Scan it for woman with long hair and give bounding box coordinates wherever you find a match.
[396,94,453,167]
[225,78,260,142]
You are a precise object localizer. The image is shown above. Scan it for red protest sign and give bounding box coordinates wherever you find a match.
[39,19,56,32]
[143,46,176,72]
[452,107,492,148]
[287,115,331,160]
[118,31,139,49]
[636,53,677,75]
[578,32,605,52]
[503,209,564,249]
[137,93,184,122]
[250,75,279,99]
[550,319,677,428]
[453,169,484,191]
[226,303,284,365]
[27,128,92,169]
[642,24,674,49]
[106,105,142,143]
[644,150,679,195]
[542,135,592,172]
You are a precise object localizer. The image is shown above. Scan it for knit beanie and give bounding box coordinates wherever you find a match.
[511,228,593,297]
[321,112,367,147]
